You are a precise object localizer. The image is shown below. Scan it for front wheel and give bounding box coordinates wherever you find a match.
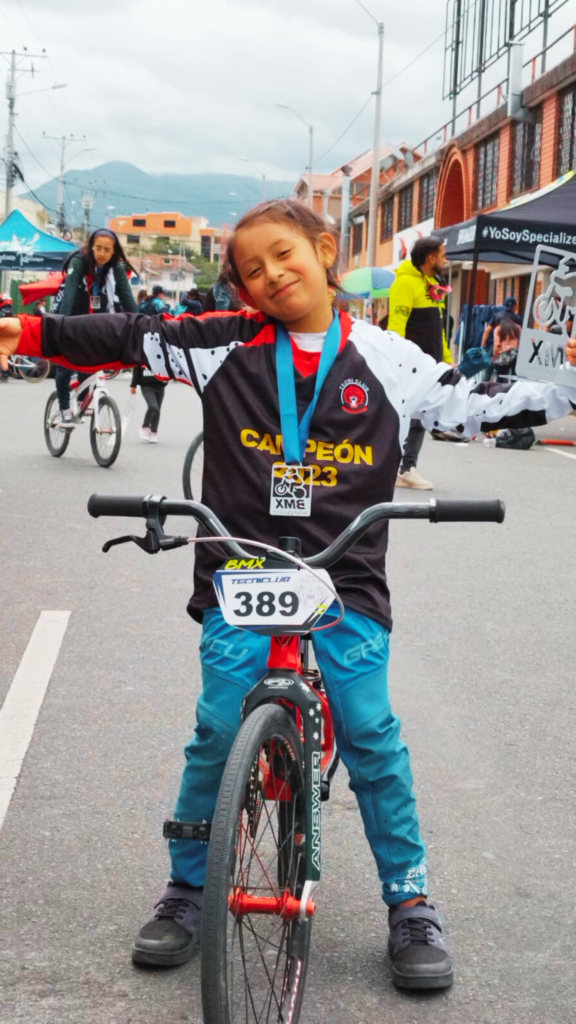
[202,703,311,1024]
[44,391,71,458]
[182,430,204,499]
[18,356,51,383]
[90,394,122,467]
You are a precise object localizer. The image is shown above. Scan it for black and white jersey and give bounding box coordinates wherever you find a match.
[23,310,576,629]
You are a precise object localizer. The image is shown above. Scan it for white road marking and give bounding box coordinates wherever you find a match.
[545,447,576,461]
[0,611,71,832]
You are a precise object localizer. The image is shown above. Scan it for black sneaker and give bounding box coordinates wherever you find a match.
[132,882,203,967]
[388,900,453,990]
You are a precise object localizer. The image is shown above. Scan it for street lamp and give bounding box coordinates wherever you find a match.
[18,82,67,97]
[276,104,313,209]
[240,157,266,201]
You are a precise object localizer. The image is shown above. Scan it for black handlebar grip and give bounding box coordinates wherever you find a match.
[88,494,148,519]
[431,499,505,524]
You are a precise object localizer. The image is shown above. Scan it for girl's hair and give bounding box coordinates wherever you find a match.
[496,318,521,342]
[136,288,148,305]
[225,199,341,292]
[62,228,136,276]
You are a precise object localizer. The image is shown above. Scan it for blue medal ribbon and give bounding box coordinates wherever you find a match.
[275,312,341,464]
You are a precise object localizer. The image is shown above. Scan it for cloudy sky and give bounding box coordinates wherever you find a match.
[1,0,574,192]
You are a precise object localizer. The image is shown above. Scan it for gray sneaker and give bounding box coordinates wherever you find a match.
[388,901,453,990]
[132,883,203,967]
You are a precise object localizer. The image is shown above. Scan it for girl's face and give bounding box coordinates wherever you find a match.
[233,219,337,331]
[92,235,115,267]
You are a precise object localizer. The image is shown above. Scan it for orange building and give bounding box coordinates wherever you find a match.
[109,211,209,251]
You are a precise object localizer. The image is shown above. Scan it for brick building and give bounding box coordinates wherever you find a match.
[344,30,576,330]
[432,48,576,325]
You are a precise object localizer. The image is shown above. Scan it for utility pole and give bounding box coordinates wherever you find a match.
[43,134,91,236]
[340,164,353,268]
[4,51,16,223]
[2,49,48,222]
[366,20,384,268]
[81,192,94,239]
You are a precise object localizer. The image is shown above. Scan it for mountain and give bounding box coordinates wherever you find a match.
[22,161,294,231]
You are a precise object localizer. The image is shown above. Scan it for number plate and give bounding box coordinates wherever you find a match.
[213,566,334,634]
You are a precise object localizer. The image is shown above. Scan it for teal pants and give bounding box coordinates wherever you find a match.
[170,606,427,906]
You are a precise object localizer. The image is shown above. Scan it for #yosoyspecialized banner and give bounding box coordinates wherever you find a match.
[452,219,576,254]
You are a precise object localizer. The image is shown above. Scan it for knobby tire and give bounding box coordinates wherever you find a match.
[202,703,311,1024]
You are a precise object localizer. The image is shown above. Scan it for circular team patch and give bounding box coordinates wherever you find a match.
[340,378,369,414]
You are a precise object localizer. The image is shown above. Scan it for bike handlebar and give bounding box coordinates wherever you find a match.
[88,494,505,568]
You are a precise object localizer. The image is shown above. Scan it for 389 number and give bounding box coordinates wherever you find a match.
[234,591,300,618]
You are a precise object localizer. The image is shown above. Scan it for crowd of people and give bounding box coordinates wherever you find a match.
[1,202,575,999]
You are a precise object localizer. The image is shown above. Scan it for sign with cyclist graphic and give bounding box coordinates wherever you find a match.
[270,462,313,516]
[516,245,576,389]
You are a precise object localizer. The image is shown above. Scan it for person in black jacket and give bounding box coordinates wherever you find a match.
[52,229,137,425]
[130,365,168,443]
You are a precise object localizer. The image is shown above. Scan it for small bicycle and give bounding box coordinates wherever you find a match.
[88,492,504,1023]
[8,353,51,382]
[44,371,122,468]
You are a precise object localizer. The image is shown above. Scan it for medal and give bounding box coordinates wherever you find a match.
[271,313,341,517]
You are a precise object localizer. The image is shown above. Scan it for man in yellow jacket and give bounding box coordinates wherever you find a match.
[388,237,452,489]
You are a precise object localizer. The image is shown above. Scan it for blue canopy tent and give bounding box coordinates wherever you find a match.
[0,209,77,272]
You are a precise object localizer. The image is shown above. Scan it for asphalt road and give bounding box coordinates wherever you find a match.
[1,375,575,1024]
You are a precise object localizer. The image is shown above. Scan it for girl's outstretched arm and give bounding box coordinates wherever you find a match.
[0,309,267,388]
[392,330,576,435]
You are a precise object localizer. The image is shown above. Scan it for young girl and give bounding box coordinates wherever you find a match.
[1,200,575,991]
[50,228,137,425]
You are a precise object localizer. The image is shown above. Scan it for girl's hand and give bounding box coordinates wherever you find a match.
[567,337,576,366]
[0,318,23,371]
[130,387,137,395]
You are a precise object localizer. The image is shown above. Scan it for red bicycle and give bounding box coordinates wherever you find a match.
[88,492,505,1023]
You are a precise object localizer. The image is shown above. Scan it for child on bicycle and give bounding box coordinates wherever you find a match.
[1,199,575,991]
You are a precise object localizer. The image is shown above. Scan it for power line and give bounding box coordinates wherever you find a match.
[17,171,58,215]
[380,27,446,90]
[316,95,373,165]
[9,0,82,136]
[0,4,26,47]
[61,179,286,207]
[14,125,57,180]
[315,27,446,170]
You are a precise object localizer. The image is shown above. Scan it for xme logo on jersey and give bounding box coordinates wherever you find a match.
[340,378,369,414]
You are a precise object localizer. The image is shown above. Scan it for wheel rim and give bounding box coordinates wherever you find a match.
[20,357,49,381]
[190,443,204,500]
[93,401,118,459]
[46,399,68,452]
[226,736,308,1023]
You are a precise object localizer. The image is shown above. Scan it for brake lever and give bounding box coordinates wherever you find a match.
[102,531,160,554]
[102,532,189,554]
[101,495,190,555]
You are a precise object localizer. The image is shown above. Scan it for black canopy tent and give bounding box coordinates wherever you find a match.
[434,171,576,349]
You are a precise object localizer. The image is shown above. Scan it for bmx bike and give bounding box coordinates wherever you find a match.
[88,492,505,1023]
[8,353,51,382]
[44,371,122,468]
